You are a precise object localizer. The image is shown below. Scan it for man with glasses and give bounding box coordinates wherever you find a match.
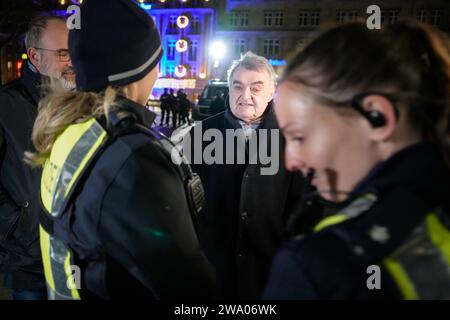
[0,14,74,300]
[26,16,75,90]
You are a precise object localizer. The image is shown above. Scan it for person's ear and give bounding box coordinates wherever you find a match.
[360,95,397,142]
[27,47,41,69]
[268,84,275,101]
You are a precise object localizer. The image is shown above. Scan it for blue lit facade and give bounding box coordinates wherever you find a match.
[149,7,214,79]
[139,2,215,98]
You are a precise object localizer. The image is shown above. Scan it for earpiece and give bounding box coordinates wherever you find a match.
[366,110,386,128]
[351,99,386,128]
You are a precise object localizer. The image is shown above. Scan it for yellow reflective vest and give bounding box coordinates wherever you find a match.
[314,192,450,299]
[40,118,107,299]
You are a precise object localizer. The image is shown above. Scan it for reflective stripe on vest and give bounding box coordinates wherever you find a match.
[40,118,108,300]
[313,193,377,232]
[384,212,450,299]
[313,195,450,299]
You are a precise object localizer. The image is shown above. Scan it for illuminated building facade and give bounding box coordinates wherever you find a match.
[138,0,216,98]
[214,0,450,80]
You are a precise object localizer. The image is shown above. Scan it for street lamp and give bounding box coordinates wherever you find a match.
[209,41,226,68]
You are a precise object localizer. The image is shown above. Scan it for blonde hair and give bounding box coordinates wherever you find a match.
[25,82,125,167]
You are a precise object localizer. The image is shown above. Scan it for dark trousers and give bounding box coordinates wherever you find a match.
[179,112,189,125]
[160,108,169,125]
[172,110,178,128]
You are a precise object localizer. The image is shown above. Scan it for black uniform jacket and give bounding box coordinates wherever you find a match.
[64,97,214,299]
[0,64,45,291]
[264,143,450,299]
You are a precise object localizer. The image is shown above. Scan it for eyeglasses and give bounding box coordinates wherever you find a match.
[34,47,71,62]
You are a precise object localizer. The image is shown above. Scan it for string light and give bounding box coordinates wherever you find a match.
[177,16,189,29]
[176,39,188,53]
[174,65,187,78]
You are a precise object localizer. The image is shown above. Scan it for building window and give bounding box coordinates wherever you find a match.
[264,12,271,26]
[431,9,442,26]
[389,10,400,24]
[264,11,284,26]
[190,16,200,34]
[189,40,198,61]
[417,9,428,23]
[167,16,177,34]
[299,11,308,26]
[299,11,320,27]
[167,40,176,60]
[190,65,196,78]
[230,11,249,27]
[311,11,320,26]
[166,65,174,77]
[381,11,386,25]
[348,11,358,22]
[231,39,246,57]
[336,11,347,24]
[337,10,359,23]
[263,39,280,57]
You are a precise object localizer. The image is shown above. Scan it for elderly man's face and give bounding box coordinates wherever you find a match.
[30,19,75,89]
[229,66,275,124]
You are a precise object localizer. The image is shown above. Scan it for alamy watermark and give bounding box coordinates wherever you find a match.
[367,5,382,30]
[66,264,81,290]
[66,5,81,30]
[173,124,280,176]
[366,265,381,290]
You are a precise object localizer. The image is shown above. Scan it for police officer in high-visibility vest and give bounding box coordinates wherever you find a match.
[25,0,214,300]
[263,21,450,299]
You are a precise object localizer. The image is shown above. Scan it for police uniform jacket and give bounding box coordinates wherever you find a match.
[264,143,450,299]
[44,97,214,299]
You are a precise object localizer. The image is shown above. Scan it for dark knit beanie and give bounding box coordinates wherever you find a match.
[69,0,163,92]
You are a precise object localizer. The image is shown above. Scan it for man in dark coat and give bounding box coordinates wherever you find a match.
[0,15,74,300]
[186,52,304,299]
[178,90,191,125]
[159,88,170,126]
[169,88,178,128]
[209,90,226,116]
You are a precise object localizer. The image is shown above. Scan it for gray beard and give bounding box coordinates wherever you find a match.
[58,77,76,91]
